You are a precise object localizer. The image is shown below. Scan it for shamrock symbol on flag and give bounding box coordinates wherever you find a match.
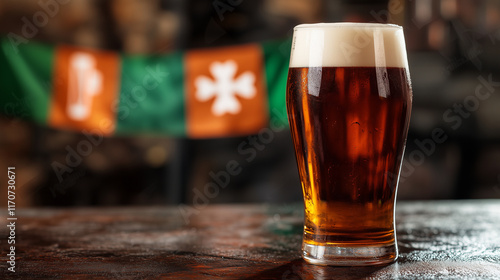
[194,60,256,116]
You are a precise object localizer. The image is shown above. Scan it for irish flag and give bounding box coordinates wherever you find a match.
[0,38,291,138]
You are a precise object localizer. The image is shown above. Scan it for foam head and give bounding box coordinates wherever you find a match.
[290,23,409,69]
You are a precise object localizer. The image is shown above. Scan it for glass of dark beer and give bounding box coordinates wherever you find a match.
[286,23,412,266]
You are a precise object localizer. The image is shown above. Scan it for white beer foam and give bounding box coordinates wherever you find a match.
[290,23,409,69]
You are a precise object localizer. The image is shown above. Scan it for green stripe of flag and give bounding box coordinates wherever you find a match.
[116,52,186,136]
[262,39,292,127]
[0,38,54,124]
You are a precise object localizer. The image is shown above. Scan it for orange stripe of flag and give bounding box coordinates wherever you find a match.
[185,44,268,138]
[48,46,120,136]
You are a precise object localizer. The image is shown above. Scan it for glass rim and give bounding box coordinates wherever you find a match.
[294,22,403,31]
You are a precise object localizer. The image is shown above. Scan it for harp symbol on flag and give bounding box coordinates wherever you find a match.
[67,52,103,121]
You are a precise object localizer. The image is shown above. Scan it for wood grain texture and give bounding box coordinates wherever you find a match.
[1,201,499,279]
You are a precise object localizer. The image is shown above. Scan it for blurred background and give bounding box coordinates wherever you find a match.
[1,0,500,207]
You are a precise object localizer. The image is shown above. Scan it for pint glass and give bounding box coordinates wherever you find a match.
[286,23,412,266]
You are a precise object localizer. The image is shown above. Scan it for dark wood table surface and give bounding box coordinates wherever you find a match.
[2,200,500,279]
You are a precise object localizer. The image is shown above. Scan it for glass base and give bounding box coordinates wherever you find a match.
[302,243,397,266]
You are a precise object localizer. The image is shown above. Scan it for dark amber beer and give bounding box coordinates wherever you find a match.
[286,23,412,266]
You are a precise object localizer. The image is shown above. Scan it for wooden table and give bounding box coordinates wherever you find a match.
[2,200,500,279]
